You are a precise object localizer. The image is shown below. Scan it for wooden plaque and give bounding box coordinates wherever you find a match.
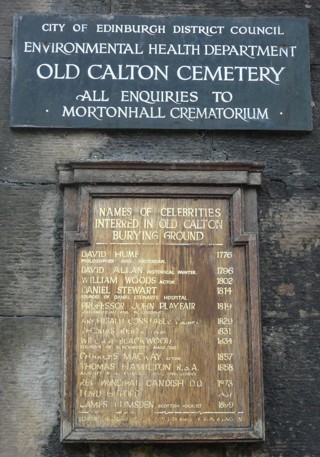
[57,161,264,442]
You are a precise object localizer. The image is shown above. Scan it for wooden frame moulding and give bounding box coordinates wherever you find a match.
[56,161,264,443]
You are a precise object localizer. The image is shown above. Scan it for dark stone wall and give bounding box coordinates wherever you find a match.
[0,1,319,456]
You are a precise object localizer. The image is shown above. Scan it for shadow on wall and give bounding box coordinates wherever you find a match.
[42,422,266,457]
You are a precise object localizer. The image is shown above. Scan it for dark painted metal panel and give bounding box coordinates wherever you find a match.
[11,14,312,130]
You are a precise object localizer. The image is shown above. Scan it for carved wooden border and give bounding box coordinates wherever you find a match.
[57,161,264,442]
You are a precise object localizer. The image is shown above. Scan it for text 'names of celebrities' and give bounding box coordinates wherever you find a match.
[75,197,250,429]
[11,15,312,130]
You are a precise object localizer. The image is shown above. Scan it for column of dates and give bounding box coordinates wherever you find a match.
[216,250,234,414]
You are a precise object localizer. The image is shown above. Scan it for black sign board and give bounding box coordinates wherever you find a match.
[11,14,312,130]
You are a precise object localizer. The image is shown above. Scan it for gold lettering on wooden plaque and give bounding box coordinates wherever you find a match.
[58,161,264,442]
[74,197,249,429]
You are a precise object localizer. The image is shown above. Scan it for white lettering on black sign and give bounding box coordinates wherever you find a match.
[11,14,312,130]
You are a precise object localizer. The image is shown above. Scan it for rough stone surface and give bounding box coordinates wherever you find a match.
[0,0,319,456]
[0,318,61,457]
[0,184,62,316]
